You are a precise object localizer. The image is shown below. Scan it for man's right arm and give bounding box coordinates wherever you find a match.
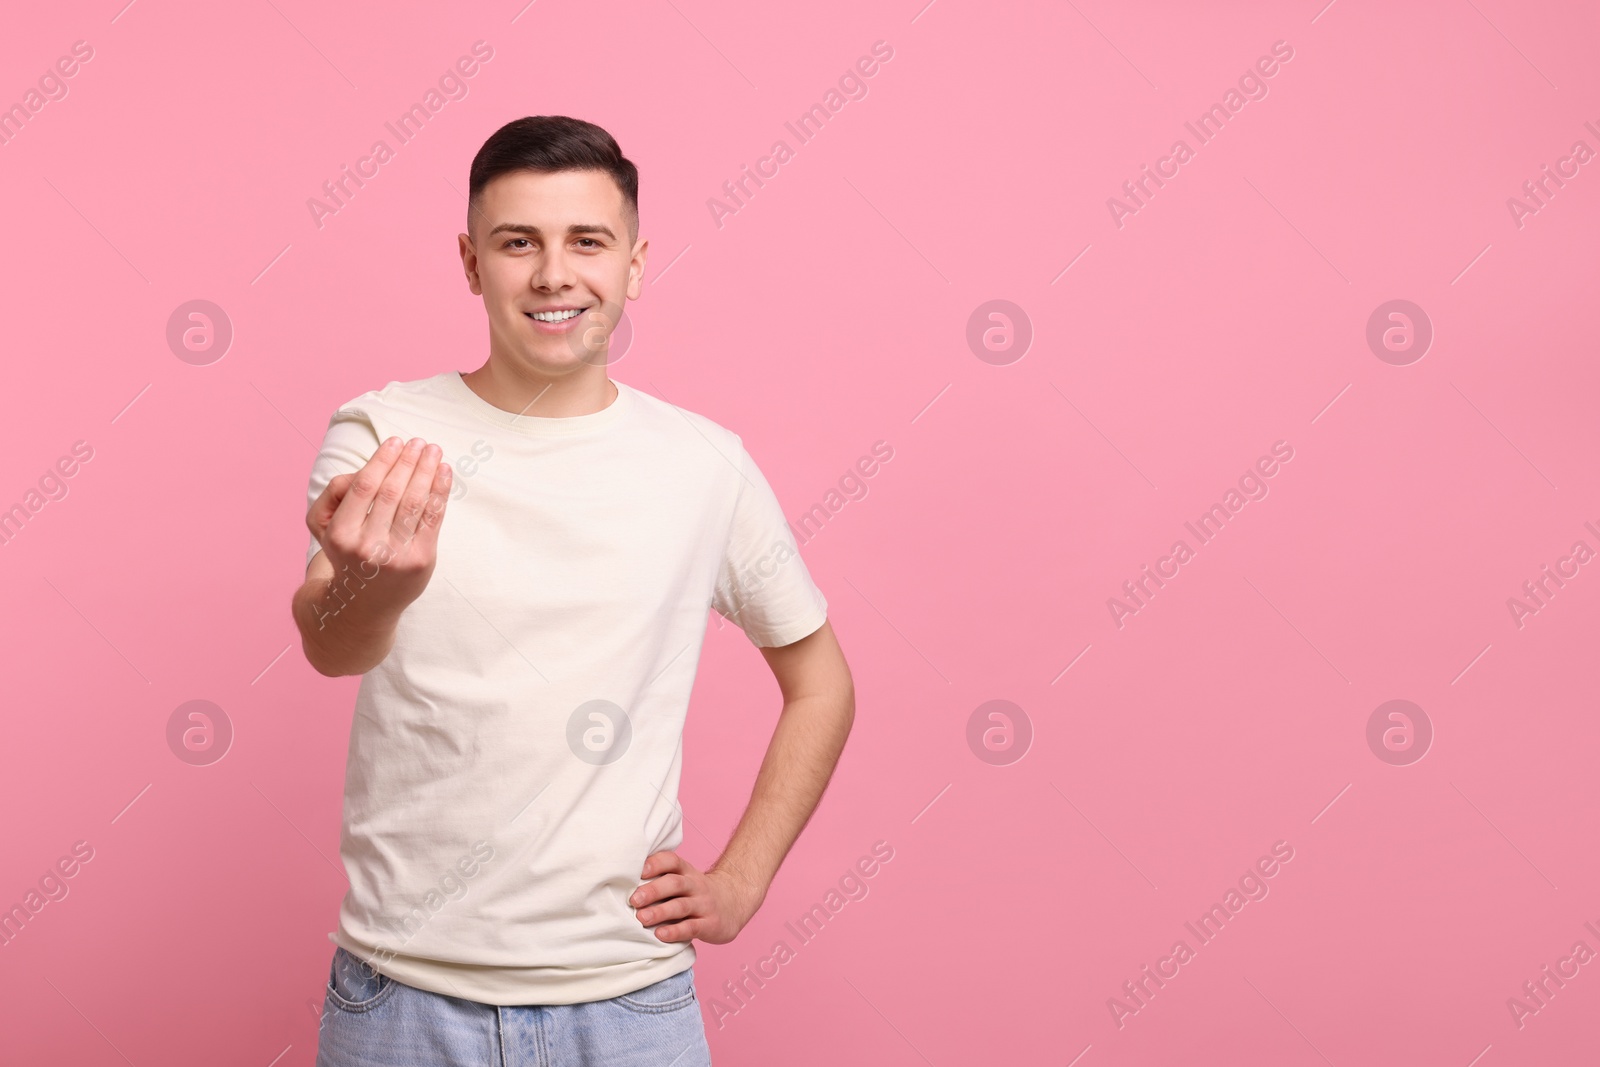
[292,549,406,677]
[293,435,452,677]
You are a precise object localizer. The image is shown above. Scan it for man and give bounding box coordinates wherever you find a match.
[292,115,854,1066]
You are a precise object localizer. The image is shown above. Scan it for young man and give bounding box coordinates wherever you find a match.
[292,115,854,1066]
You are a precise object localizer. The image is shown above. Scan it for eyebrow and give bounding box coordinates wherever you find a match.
[486,222,616,240]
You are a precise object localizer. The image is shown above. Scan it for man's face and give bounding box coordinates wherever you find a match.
[459,168,645,373]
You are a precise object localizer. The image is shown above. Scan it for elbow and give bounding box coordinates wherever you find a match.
[299,638,341,678]
[294,613,354,678]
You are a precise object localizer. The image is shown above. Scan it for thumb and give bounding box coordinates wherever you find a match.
[305,472,355,542]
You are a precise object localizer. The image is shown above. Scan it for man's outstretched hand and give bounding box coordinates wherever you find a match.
[305,436,452,621]
[629,851,765,945]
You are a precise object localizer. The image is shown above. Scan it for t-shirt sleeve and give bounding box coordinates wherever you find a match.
[710,440,829,647]
[304,407,383,567]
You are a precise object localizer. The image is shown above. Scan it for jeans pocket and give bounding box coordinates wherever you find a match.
[615,967,697,1014]
[326,946,398,1013]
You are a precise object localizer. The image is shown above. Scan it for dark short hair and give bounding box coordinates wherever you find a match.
[467,115,639,244]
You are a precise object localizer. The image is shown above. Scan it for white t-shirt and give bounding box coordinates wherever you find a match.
[302,370,828,1005]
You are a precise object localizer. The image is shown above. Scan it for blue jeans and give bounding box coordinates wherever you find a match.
[314,946,714,1066]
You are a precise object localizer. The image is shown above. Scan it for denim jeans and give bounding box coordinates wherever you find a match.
[314,946,714,1066]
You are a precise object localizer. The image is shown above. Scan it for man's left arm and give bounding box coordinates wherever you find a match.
[630,618,855,943]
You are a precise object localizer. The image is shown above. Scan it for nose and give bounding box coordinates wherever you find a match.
[532,243,573,291]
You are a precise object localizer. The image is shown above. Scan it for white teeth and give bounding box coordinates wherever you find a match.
[530,308,583,322]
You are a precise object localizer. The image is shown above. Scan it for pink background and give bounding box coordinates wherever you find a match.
[2,0,1598,1063]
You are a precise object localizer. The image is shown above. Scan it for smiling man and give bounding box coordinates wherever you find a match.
[293,115,855,1066]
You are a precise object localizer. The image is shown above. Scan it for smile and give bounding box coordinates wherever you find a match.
[527,308,586,322]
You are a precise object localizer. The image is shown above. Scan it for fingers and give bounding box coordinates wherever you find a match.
[329,437,405,550]
[408,460,453,549]
[642,850,685,879]
[305,472,356,542]
[630,872,690,908]
[652,917,702,942]
[316,436,453,562]
[636,895,695,927]
[367,438,428,542]
[387,442,446,547]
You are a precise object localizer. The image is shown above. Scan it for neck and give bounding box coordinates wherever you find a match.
[461,358,616,419]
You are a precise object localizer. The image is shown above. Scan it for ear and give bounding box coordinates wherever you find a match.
[626,238,648,301]
[458,233,483,295]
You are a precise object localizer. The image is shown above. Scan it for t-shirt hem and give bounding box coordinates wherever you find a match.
[749,603,828,648]
[329,928,696,1007]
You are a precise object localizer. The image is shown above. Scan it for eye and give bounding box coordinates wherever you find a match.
[576,238,600,248]
[505,237,532,250]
